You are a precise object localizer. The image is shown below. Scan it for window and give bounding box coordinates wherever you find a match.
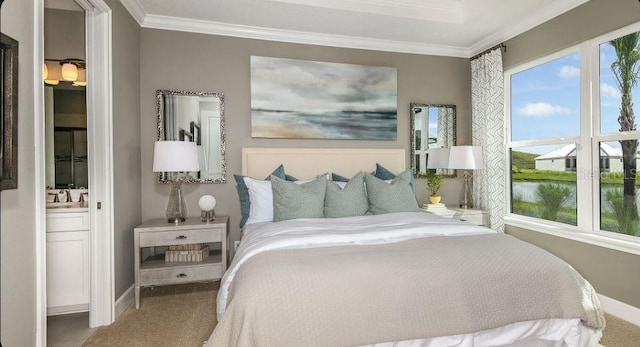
[507,23,640,243]
[508,51,580,226]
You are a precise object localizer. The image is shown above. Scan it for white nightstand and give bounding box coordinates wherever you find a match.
[422,206,489,227]
[133,216,229,308]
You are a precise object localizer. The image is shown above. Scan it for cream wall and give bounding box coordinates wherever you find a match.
[503,0,640,309]
[139,29,471,256]
[1,0,38,345]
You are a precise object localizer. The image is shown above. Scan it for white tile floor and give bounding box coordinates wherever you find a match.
[47,312,97,347]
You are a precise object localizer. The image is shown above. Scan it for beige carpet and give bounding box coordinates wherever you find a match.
[85,282,640,347]
[84,282,219,347]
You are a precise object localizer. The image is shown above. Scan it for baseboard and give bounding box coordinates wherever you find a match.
[598,293,640,326]
[115,285,135,320]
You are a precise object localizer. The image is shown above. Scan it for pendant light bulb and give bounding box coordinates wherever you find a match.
[43,63,49,80]
[61,62,78,81]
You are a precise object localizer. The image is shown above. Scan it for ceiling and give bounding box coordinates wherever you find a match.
[120,0,589,57]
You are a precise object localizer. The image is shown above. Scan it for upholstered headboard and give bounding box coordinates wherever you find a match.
[242,148,406,179]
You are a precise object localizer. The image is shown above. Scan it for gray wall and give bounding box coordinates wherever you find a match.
[106,0,142,299]
[44,8,85,60]
[1,0,38,345]
[503,0,640,309]
[139,29,471,256]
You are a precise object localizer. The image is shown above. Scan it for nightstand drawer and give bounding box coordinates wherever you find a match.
[457,213,485,226]
[139,228,222,247]
[139,263,222,286]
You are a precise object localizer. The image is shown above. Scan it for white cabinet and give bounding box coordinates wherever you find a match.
[46,211,90,315]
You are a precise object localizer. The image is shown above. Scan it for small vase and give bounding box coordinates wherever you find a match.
[428,195,441,204]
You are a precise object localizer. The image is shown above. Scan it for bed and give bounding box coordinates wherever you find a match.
[206,148,604,347]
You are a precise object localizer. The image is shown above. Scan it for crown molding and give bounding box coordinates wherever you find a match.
[468,0,589,56]
[120,0,588,58]
[119,0,146,25]
[141,14,471,57]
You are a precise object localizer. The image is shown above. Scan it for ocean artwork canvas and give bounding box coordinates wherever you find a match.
[251,56,397,140]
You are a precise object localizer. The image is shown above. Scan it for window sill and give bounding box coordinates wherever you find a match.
[504,215,640,256]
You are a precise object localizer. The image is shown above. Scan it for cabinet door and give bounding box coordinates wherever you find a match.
[47,231,90,309]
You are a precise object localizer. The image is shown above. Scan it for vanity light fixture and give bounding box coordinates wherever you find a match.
[153,141,200,224]
[43,58,87,86]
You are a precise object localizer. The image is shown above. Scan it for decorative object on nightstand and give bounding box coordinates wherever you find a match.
[152,141,200,224]
[448,146,483,209]
[199,194,217,222]
[419,147,450,205]
[133,216,229,309]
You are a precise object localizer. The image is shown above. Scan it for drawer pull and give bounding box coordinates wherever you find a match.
[177,273,187,278]
[460,219,467,222]
[176,235,187,239]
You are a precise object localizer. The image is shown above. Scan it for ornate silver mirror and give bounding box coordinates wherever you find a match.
[410,103,456,177]
[156,90,226,183]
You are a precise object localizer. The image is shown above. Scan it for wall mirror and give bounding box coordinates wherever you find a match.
[410,103,456,177]
[157,90,226,183]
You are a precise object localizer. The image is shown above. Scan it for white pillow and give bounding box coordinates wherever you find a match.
[244,177,275,225]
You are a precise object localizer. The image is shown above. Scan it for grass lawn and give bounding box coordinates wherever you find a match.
[512,198,636,235]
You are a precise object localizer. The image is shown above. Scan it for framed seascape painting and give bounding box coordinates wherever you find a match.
[251,56,397,140]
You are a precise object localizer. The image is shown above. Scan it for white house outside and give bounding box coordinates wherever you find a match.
[534,143,640,173]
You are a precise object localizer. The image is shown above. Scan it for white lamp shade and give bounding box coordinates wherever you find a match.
[73,68,87,87]
[448,146,483,170]
[153,141,200,172]
[61,63,78,81]
[426,147,450,169]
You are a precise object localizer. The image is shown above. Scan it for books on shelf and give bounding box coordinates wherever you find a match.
[422,203,447,211]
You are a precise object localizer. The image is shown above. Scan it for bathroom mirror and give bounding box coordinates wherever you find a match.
[156,90,226,183]
[410,103,456,177]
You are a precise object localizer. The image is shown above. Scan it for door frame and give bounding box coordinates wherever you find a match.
[35,0,114,345]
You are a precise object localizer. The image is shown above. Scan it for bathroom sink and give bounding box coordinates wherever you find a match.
[46,201,89,212]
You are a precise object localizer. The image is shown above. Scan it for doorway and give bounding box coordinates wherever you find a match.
[36,0,114,346]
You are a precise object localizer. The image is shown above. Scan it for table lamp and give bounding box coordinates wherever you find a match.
[153,141,199,223]
[427,147,451,170]
[448,146,483,209]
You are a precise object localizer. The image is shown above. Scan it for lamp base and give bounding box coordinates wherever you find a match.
[166,180,188,224]
[459,170,473,209]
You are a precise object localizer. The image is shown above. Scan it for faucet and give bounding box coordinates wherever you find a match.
[48,192,60,203]
[60,189,72,202]
[79,192,88,206]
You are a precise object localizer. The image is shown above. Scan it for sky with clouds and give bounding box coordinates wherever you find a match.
[511,42,640,154]
[250,56,397,113]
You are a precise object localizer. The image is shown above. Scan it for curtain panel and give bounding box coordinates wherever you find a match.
[471,48,506,232]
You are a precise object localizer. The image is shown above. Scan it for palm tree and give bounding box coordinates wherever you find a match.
[610,33,640,220]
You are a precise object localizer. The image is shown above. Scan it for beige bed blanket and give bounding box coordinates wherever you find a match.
[208,233,604,347]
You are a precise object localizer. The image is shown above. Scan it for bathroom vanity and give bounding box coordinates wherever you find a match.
[46,206,90,315]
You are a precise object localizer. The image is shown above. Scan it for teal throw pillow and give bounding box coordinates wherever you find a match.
[234,165,286,227]
[331,173,350,182]
[374,163,416,194]
[324,173,368,218]
[364,170,420,215]
[271,175,327,222]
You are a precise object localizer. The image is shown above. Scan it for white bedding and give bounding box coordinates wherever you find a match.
[215,212,602,346]
[219,212,493,318]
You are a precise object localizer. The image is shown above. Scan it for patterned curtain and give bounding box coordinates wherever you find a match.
[471,48,505,232]
[437,107,453,148]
